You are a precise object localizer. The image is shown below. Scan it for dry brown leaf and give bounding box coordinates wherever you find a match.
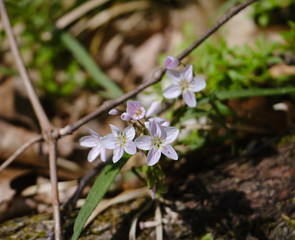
[269,63,295,78]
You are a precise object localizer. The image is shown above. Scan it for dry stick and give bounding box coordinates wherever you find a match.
[58,0,258,138]
[0,1,62,239]
[0,135,42,173]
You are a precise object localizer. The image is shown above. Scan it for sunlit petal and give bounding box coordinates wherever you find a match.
[163,85,181,99]
[182,64,193,81]
[146,148,161,166]
[190,77,206,92]
[87,128,100,138]
[101,134,117,149]
[150,121,162,137]
[100,147,106,162]
[87,146,100,162]
[182,91,196,108]
[166,69,181,84]
[135,136,153,150]
[109,124,121,137]
[164,127,179,144]
[124,125,135,140]
[79,136,98,148]
[162,145,178,160]
[124,141,137,155]
[113,147,123,163]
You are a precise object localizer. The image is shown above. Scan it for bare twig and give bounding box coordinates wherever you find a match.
[0,135,42,173]
[0,1,61,239]
[58,0,258,138]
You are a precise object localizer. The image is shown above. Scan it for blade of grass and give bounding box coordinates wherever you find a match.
[199,87,295,105]
[72,156,128,240]
[60,32,123,98]
[216,87,295,100]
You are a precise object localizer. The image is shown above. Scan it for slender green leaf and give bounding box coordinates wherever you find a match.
[72,157,128,240]
[199,87,295,105]
[60,32,123,98]
[215,87,295,100]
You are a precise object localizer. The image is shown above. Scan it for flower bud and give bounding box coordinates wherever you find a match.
[164,56,179,69]
[108,109,119,115]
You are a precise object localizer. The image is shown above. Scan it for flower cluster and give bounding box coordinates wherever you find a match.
[80,100,179,166]
[163,56,206,108]
[80,56,206,167]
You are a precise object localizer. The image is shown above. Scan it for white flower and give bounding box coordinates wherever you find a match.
[135,121,179,166]
[101,125,137,163]
[164,56,179,69]
[163,64,206,107]
[144,117,170,131]
[79,128,106,162]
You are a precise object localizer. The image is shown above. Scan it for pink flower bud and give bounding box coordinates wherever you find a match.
[126,100,145,120]
[164,56,179,69]
[121,112,131,121]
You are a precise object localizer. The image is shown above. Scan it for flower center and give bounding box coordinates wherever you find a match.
[117,133,127,147]
[179,78,190,91]
[151,136,165,150]
[135,109,143,117]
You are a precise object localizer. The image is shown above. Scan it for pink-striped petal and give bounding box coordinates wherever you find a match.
[109,124,121,137]
[182,91,196,108]
[166,69,181,84]
[190,77,206,92]
[87,146,100,162]
[101,134,117,149]
[164,127,179,144]
[150,121,162,137]
[182,64,193,81]
[100,148,106,162]
[124,141,137,155]
[163,85,181,99]
[135,135,153,150]
[123,125,135,141]
[113,147,123,163]
[79,136,98,148]
[162,145,178,160]
[87,128,100,138]
[146,148,162,166]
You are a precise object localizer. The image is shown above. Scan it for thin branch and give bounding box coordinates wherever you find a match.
[0,135,42,173]
[58,0,258,137]
[58,68,165,136]
[0,1,62,239]
[48,138,62,240]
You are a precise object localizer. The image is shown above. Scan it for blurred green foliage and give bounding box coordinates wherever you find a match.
[2,0,121,98]
[251,0,295,27]
[190,36,282,91]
